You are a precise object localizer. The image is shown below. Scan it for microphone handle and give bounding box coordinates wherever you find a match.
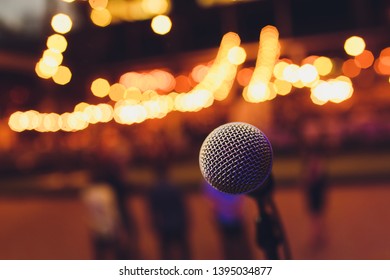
[255,194,292,260]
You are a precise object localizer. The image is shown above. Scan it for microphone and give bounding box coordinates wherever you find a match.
[199,122,291,260]
[199,122,273,195]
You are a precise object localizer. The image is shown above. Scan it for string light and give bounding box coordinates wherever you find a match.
[51,13,73,34]
[243,25,280,103]
[91,78,111,98]
[344,36,365,56]
[151,15,172,35]
[10,25,390,133]
[90,8,112,27]
[52,65,72,85]
[313,56,333,76]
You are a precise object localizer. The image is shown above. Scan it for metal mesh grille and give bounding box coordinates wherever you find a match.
[199,122,273,194]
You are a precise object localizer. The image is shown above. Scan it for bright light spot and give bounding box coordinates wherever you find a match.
[374,48,390,75]
[25,110,40,130]
[115,104,148,125]
[273,61,289,80]
[151,15,172,35]
[65,112,89,131]
[109,83,126,101]
[37,59,58,77]
[91,78,111,98]
[84,105,103,124]
[51,13,73,34]
[52,65,72,85]
[191,65,209,83]
[90,8,112,27]
[301,55,318,65]
[42,49,63,67]
[244,25,279,102]
[43,113,61,132]
[310,91,327,106]
[311,81,331,104]
[227,46,247,65]
[151,69,176,92]
[274,79,292,96]
[244,82,269,103]
[8,112,24,132]
[35,62,52,79]
[123,87,142,102]
[74,102,90,113]
[299,64,319,84]
[313,56,333,76]
[355,50,374,69]
[97,103,114,122]
[344,36,366,56]
[89,0,108,10]
[142,0,170,15]
[283,64,300,83]
[310,78,353,105]
[46,34,68,53]
[329,79,353,103]
[119,72,140,89]
[342,59,361,78]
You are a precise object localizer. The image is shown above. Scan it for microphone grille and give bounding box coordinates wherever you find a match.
[199,122,273,194]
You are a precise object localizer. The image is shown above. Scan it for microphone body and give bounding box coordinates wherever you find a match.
[199,122,273,194]
[199,122,291,260]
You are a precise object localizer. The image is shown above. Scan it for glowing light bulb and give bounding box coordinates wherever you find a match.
[46,34,68,53]
[151,15,172,35]
[90,8,112,27]
[227,46,246,65]
[52,65,72,85]
[313,56,333,76]
[344,36,365,56]
[91,78,111,98]
[51,13,73,34]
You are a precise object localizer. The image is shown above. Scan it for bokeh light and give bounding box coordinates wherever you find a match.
[142,0,171,15]
[42,49,63,67]
[298,64,319,85]
[52,65,72,85]
[313,56,333,76]
[244,25,280,103]
[227,46,247,65]
[51,13,73,34]
[151,15,172,35]
[46,34,68,53]
[89,0,108,10]
[91,78,111,98]
[342,59,361,78]
[90,8,112,27]
[355,50,374,69]
[344,36,366,56]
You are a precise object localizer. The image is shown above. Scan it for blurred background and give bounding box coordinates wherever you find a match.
[0,0,389,260]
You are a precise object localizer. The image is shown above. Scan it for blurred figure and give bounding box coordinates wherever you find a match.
[81,184,126,259]
[148,164,190,259]
[82,127,138,259]
[303,152,329,248]
[203,181,252,259]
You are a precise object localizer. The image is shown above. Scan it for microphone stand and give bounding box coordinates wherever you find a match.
[248,174,292,260]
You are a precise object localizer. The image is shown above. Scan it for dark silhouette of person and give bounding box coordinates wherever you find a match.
[303,152,329,248]
[148,164,190,259]
[83,129,138,260]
